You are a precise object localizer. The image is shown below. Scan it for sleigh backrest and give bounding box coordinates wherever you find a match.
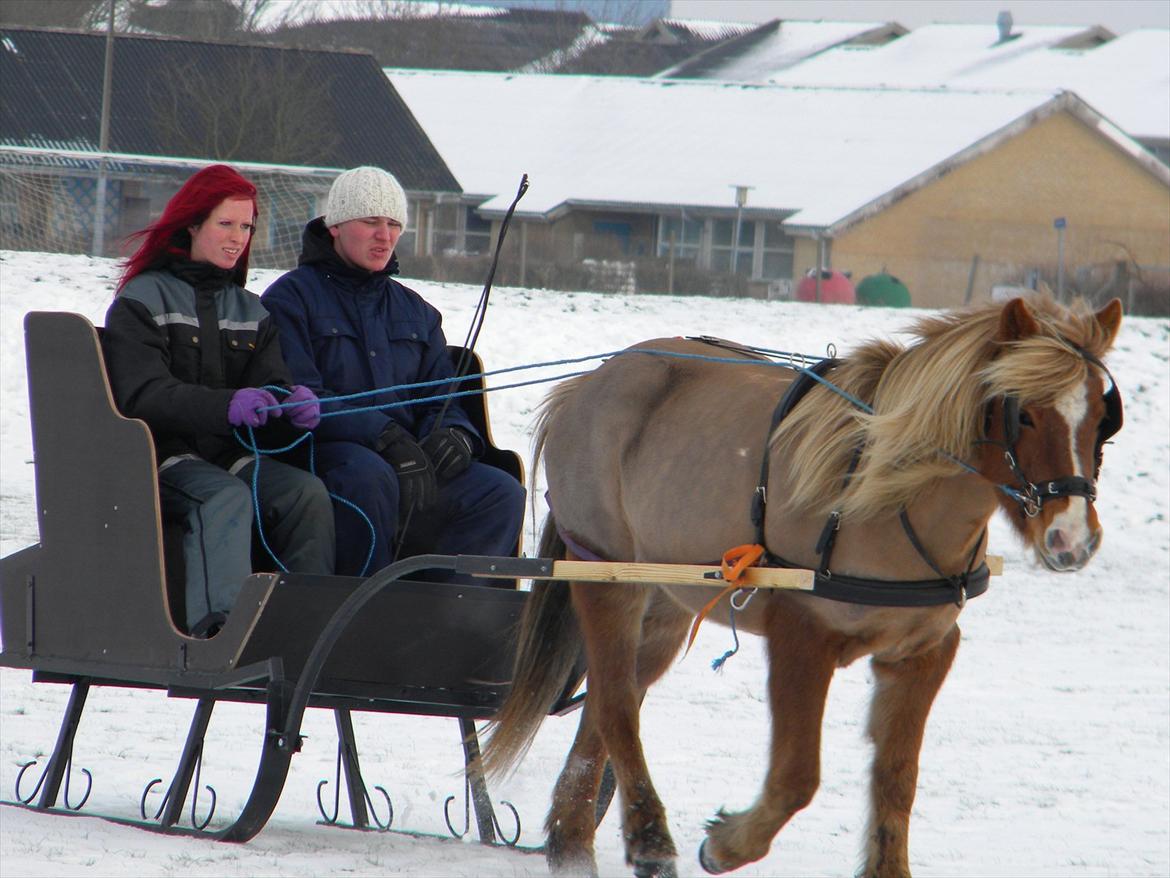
[0,311,267,673]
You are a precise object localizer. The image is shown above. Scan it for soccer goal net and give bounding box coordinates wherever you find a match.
[0,146,337,270]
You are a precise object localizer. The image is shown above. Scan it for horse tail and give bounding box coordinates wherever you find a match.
[481,513,582,779]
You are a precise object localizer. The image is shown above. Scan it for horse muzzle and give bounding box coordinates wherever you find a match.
[1037,524,1101,572]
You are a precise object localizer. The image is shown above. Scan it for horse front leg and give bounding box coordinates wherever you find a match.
[700,600,840,874]
[862,624,961,878]
[568,582,678,878]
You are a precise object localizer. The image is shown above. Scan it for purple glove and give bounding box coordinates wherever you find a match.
[228,388,280,428]
[285,385,321,430]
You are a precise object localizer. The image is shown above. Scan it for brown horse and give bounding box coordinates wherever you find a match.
[483,295,1123,878]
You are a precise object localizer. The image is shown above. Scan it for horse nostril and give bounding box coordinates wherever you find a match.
[1046,528,1068,551]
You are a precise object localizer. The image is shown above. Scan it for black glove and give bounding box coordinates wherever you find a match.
[376,422,437,513]
[420,427,476,481]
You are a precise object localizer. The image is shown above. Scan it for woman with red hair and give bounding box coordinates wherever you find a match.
[102,164,334,637]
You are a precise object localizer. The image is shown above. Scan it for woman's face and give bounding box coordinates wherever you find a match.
[189,197,255,269]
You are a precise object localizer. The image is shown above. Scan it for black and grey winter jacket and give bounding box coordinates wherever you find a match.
[102,260,301,469]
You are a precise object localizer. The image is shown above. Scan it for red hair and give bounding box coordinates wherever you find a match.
[117,164,259,293]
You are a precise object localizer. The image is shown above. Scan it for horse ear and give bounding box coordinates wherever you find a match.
[997,297,1039,342]
[1094,298,1123,347]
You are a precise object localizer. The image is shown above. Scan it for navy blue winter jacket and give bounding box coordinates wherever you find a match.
[261,218,480,450]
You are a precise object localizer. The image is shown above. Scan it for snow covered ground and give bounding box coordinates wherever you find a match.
[1,250,1167,877]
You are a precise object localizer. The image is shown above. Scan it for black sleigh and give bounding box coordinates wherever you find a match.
[0,310,607,844]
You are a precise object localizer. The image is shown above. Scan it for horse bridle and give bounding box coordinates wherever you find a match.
[986,346,1123,518]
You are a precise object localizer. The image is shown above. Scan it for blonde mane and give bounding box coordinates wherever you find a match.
[773,295,1118,520]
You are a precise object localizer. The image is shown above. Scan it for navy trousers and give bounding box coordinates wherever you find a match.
[313,441,526,580]
[158,457,335,627]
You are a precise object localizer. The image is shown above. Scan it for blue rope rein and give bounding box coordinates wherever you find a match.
[260,346,874,419]
[234,387,378,576]
[263,345,1018,507]
[235,341,1018,605]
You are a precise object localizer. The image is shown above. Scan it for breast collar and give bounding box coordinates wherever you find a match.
[750,358,989,609]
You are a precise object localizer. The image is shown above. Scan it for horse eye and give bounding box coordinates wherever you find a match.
[1018,411,1035,428]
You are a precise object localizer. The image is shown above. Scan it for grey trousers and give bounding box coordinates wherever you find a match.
[158,456,335,627]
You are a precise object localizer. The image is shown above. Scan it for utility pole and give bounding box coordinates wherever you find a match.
[92,0,115,257]
[731,185,752,277]
[1054,216,1067,302]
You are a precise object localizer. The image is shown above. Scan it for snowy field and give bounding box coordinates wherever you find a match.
[0,250,1167,877]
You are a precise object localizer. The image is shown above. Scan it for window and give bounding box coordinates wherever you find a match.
[593,220,632,256]
[465,208,492,254]
[761,222,794,280]
[710,218,754,276]
[430,200,462,255]
[657,215,702,261]
[397,198,418,256]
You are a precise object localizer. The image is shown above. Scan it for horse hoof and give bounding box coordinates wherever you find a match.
[633,859,677,878]
[698,839,728,875]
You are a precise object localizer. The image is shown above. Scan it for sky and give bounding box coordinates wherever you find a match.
[670,0,1170,32]
[1,249,1168,877]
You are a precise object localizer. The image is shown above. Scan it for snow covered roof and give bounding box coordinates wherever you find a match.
[767,22,1112,87]
[949,29,1170,142]
[385,69,1166,233]
[655,19,906,81]
[251,0,504,31]
[0,27,459,192]
[766,24,1169,142]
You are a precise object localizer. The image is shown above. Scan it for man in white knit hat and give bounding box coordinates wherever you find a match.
[262,166,525,580]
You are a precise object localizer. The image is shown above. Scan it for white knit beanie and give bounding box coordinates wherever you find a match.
[324,166,409,228]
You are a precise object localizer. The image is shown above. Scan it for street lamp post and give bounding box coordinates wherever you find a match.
[731,185,752,278]
[1054,216,1067,302]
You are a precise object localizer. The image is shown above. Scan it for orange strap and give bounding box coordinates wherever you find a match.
[684,544,766,654]
[721,543,766,584]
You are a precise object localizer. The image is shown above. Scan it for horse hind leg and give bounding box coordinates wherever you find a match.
[545,593,692,878]
[861,625,960,878]
[564,583,682,877]
[700,601,840,874]
[544,696,608,876]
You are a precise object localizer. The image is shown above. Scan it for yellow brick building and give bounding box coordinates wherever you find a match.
[794,97,1170,308]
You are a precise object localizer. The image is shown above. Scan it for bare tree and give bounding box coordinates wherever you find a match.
[145,51,341,166]
[0,0,107,28]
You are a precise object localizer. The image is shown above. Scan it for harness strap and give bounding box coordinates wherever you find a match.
[764,550,992,607]
[899,510,987,608]
[753,358,842,545]
[813,447,863,574]
[748,357,992,609]
[814,563,990,606]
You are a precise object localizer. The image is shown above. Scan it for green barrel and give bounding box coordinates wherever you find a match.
[856,273,911,307]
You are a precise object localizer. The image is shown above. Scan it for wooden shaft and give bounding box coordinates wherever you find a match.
[526,556,1004,590]
[549,561,814,590]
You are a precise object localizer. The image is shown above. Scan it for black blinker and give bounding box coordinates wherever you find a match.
[1002,395,1021,446]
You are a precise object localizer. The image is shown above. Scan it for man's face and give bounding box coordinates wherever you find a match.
[330,216,403,272]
